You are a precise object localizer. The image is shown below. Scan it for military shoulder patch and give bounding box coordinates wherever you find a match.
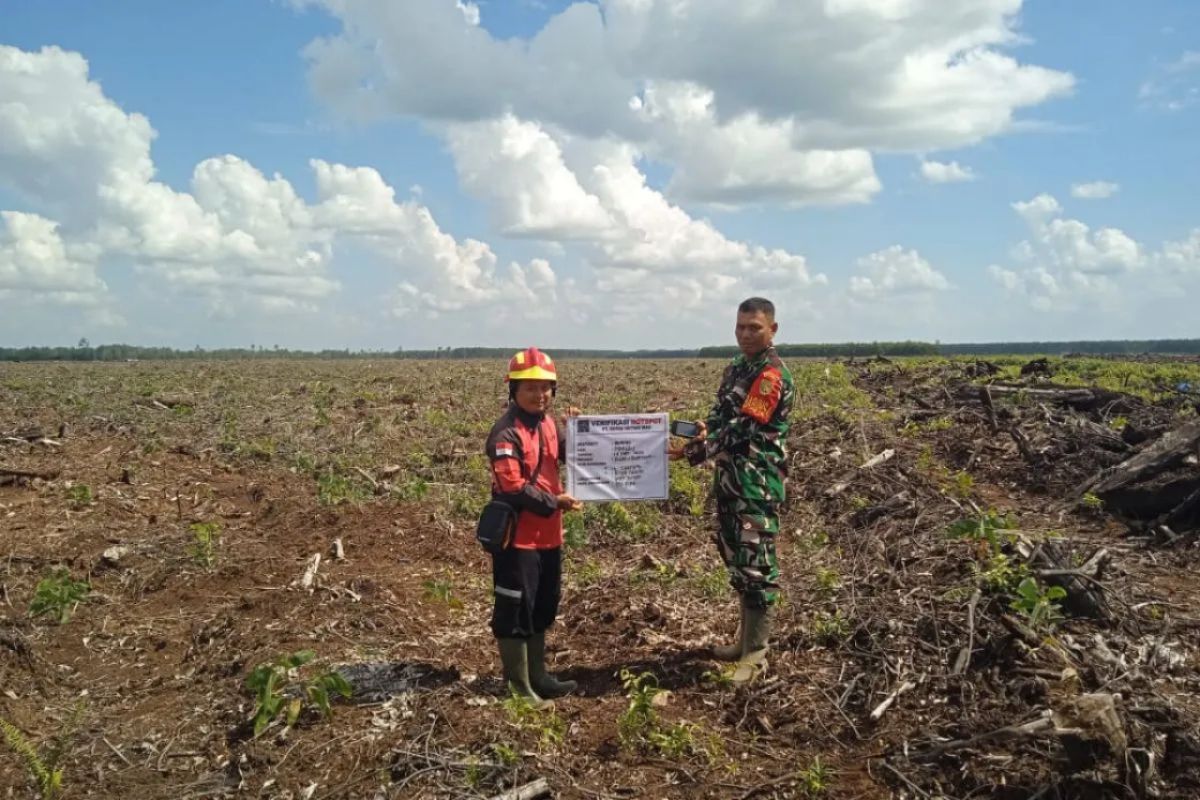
[741,367,783,423]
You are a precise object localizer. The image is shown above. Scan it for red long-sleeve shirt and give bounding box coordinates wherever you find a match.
[485,405,564,549]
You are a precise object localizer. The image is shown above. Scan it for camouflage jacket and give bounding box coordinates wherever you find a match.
[684,347,794,505]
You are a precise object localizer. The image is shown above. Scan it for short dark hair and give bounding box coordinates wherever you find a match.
[738,297,775,318]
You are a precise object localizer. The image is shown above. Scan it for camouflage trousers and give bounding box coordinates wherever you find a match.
[714,496,780,608]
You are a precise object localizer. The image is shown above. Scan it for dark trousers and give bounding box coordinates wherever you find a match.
[491,547,562,639]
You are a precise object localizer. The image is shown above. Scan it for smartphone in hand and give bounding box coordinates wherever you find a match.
[670,419,701,439]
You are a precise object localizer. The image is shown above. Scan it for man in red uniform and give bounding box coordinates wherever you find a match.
[486,347,583,707]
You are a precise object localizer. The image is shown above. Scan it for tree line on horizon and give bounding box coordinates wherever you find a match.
[3,339,1200,362]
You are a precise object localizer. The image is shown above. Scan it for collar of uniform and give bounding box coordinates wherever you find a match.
[739,346,774,369]
[513,405,546,429]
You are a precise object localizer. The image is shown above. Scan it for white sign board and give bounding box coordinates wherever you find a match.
[566,414,669,502]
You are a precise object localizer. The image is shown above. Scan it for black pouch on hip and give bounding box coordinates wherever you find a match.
[475,500,518,554]
[477,427,544,554]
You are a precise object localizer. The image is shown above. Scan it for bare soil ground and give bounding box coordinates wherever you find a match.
[1,356,1198,799]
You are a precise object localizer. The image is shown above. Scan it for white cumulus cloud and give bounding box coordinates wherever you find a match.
[849,245,950,298]
[920,160,977,184]
[300,0,1072,207]
[991,193,1149,311]
[0,44,556,323]
[1071,181,1119,199]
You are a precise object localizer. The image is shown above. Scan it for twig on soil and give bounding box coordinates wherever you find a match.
[818,687,862,740]
[875,760,935,799]
[952,589,983,675]
[101,736,135,768]
[488,778,550,800]
[907,714,1085,761]
[870,679,917,722]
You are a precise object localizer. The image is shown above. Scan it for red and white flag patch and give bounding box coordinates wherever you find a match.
[495,444,516,458]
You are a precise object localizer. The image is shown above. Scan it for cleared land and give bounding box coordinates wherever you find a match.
[1,356,1199,799]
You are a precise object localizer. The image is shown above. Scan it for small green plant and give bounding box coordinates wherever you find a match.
[316,472,371,506]
[188,521,220,567]
[1108,415,1129,431]
[490,741,520,767]
[688,566,728,599]
[245,651,352,737]
[796,530,830,554]
[701,666,735,688]
[948,470,975,499]
[569,556,603,588]
[0,718,61,798]
[668,461,706,516]
[811,611,850,646]
[421,576,465,610]
[29,570,89,624]
[0,703,83,800]
[916,445,938,474]
[242,438,276,461]
[649,721,700,759]
[563,511,587,549]
[630,561,680,588]
[464,757,485,789]
[392,475,429,501]
[797,755,833,797]
[292,451,317,475]
[617,670,709,759]
[814,567,840,598]
[972,551,1029,593]
[449,488,489,519]
[617,669,662,749]
[588,501,657,541]
[946,511,1018,551]
[65,484,92,509]
[502,691,565,748]
[1080,492,1104,513]
[1010,577,1067,633]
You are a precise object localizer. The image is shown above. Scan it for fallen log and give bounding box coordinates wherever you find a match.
[0,466,61,481]
[1149,486,1200,546]
[979,385,1095,403]
[969,384,1136,414]
[1075,419,1200,499]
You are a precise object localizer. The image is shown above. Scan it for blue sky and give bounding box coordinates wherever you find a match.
[1,0,1197,349]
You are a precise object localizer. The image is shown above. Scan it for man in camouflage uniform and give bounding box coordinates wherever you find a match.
[671,297,794,683]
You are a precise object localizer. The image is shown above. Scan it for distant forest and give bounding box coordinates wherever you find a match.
[3,339,1200,362]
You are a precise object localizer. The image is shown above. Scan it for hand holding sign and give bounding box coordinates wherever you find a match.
[567,414,669,502]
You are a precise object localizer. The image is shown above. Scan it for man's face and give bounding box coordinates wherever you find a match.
[514,380,555,415]
[735,310,777,358]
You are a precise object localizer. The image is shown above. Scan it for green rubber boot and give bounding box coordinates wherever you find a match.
[528,631,577,698]
[730,605,771,685]
[497,638,552,709]
[711,603,746,662]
